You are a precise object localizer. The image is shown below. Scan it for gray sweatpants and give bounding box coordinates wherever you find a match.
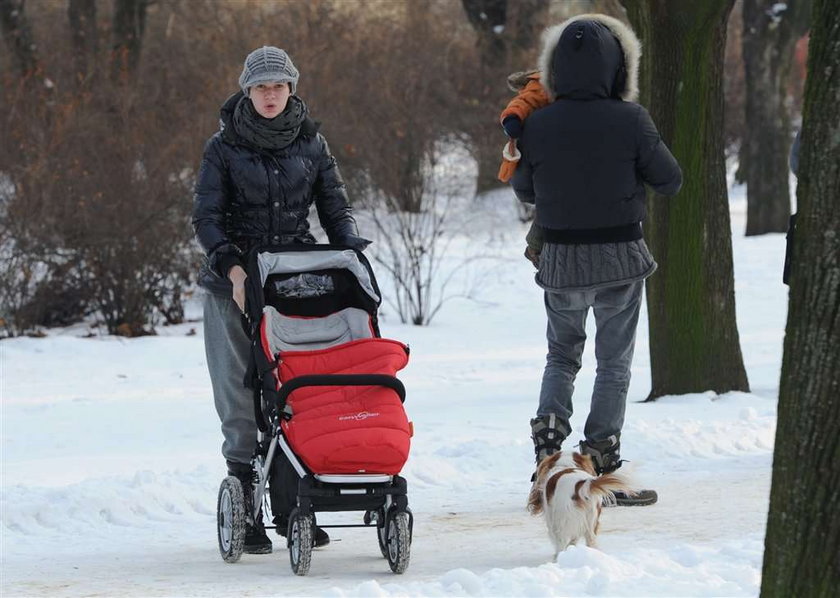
[203,292,256,465]
[537,280,644,445]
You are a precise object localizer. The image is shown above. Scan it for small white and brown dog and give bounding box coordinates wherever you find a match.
[527,451,633,555]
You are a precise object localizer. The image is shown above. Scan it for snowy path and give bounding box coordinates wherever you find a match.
[2,192,787,596]
[2,402,772,597]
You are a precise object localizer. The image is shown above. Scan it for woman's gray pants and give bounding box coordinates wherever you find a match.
[203,292,256,465]
[537,281,644,445]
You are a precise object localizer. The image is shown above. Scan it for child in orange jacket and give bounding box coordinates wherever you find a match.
[498,70,550,267]
[498,70,550,183]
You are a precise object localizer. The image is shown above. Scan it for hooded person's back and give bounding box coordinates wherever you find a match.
[512,14,682,237]
[516,16,677,507]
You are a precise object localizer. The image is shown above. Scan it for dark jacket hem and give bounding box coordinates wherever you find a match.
[542,223,642,244]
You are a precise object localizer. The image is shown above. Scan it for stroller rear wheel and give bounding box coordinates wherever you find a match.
[288,508,314,576]
[217,476,246,563]
[385,510,411,574]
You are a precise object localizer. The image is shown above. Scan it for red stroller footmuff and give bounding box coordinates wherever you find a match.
[276,338,411,475]
[251,249,413,476]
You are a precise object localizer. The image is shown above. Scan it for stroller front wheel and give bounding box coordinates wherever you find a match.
[385,511,411,574]
[217,476,246,563]
[288,508,314,576]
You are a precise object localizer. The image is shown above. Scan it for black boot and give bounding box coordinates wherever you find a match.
[529,415,568,481]
[578,436,623,474]
[578,438,658,507]
[530,414,567,463]
[227,461,273,554]
[274,513,331,548]
[243,518,273,554]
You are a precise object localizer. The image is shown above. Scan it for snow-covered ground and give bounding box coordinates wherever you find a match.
[1,183,788,596]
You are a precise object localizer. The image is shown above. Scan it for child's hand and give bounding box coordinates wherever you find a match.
[524,246,540,268]
[502,116,523,139]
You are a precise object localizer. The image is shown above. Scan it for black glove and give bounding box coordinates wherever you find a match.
[502,116,523,139]
[336,234,372,251]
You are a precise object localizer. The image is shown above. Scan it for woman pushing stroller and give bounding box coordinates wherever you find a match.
[192,45,369,554]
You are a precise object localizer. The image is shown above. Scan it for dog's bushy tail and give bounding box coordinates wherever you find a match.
[527,483,543,515]
[575,473,634,506]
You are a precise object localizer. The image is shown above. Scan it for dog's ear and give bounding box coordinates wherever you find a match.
[527,483,544,515]
[573,452,597,476]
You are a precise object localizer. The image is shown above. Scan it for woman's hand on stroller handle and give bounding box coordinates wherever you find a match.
[336,234,373,251]
[228,265,248,312]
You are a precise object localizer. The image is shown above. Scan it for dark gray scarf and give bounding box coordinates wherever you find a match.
[232,95,307,151]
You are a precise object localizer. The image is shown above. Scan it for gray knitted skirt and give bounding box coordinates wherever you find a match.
[536,239,657,292]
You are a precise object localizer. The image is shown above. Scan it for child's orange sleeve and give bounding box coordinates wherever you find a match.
[500,79,551,123]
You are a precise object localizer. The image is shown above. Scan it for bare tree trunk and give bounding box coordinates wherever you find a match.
[622,0,750,399]
[0,0,39,77]
[110,0,147,82]
[461,0,510,194]
[460,0,549,194]
[68,0,98,88]
[461,0,508,66]
[760,1,840,594]
[741,0,811,236]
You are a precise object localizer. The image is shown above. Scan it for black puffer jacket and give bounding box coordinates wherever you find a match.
[192,92,362,294]
[512,14,682,238]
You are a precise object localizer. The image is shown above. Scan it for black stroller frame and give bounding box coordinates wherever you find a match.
[215,244,413,575]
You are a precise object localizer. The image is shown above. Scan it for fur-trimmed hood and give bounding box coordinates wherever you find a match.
[537,13,641,102]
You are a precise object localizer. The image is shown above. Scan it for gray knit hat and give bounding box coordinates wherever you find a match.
[239,46,300,95]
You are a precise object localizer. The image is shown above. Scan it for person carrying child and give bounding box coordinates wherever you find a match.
[510,14,682,505]
[497,70,550,267]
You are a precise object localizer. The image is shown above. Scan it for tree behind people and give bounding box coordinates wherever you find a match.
[620,0,750,398]
[459,0,550,194]
[760,0,840,594]
[741,0,811,236]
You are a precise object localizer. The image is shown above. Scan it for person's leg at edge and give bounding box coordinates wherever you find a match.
[579,281,656,506]
[203,292,331,547]
[204,291,274,553]
[532,290,590,464]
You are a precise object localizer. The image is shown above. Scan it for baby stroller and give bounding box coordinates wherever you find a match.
[215,244,414,575]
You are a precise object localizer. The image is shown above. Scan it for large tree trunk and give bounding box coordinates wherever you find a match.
[460,0,549,194]
[68,0,98,88]
[760,1,840,595]
[110,0,147,82]
[741,0,811,236]
[0,0,39,78]
[622,0,750,398]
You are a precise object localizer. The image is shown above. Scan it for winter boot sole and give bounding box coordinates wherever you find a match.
[605,489,658,507]
[243,543,273,554]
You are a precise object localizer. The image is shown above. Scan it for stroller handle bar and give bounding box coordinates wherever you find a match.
[275,374,407,407]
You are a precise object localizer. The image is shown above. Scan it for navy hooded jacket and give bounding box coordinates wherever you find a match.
[512,16,682,239]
